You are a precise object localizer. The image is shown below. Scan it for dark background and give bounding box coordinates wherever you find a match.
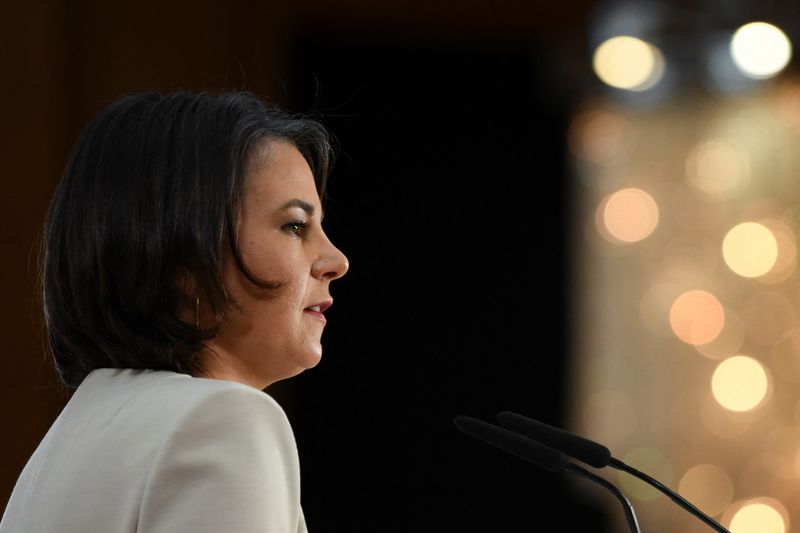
[1,1,609,530]
[285,38,603,531]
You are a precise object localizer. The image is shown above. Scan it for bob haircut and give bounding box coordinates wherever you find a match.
[39,91,334,388]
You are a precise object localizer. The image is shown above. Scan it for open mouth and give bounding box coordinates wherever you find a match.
[303,299,332,322]
[304,299,333,313]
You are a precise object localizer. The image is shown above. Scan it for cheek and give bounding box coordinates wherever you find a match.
[227,235,310,312]
[233,240,295,293]
[246,258,309,317]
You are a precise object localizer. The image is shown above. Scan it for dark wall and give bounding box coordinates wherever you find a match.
[279,37,605,531]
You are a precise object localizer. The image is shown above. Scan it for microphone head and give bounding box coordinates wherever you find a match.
[496,411,611,468]
[453,415,570,473]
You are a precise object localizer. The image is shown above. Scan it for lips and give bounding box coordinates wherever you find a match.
[304,299,333,313]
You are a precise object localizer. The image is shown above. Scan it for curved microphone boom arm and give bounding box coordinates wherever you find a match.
[453,415,641,533]
[496,411,732,533]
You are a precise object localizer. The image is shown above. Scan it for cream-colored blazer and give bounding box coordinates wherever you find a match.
[0,368,308,532]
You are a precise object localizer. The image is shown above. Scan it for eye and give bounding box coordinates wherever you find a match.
[283,221,309,236]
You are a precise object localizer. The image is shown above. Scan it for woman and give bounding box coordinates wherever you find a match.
[0,91,349,532]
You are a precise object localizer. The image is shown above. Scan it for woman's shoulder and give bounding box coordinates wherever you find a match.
[0,370,303,533]
[80,367,282,403]
[70,368,292,438]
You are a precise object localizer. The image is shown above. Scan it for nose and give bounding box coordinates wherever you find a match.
[313,239,349,282]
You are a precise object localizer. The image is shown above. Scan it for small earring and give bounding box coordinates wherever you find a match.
[195,296,200,331]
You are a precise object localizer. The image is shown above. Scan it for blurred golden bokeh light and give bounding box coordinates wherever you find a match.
[700,396,753,439]
[728,498,787,533]
[757,218,797,284]
[662,232,719,285]
[711,355,769,412]
[722,222,778,277]
[593,36,665,91]
[572,64,800,532]
[599,187,659,243]
[730,22,792,80]
[694,307,745,360]
[793,444,800,477]
[568,110,628,166]
[640,282,685,338]
[771,329,800,384]
[677,464,733,517]
[776,82,800,128]
[581,390,637,447]
[760,426,800,479]
[742,292,796,345]
[669,290,725,345]
[685,139,750,200]
[617,447,673,501]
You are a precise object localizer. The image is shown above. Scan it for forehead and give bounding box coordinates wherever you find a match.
[244,140,319,205]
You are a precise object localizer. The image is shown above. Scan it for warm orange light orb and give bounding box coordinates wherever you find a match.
[669,290,725,345]
[600,188,659,243]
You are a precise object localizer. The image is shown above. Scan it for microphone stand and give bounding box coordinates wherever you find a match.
[609,458,730,533]
[568,463,641,533]
[453,416,640,533]
[495,411,732,533]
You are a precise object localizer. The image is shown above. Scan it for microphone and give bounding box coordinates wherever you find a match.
[496,411,732,533]
[453,415,641,533]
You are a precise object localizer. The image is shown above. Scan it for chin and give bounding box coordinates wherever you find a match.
[300,349,323,369]
[285,344,322,372]
[266,360,314,387]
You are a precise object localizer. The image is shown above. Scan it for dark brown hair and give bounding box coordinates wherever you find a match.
[39,91,335,388]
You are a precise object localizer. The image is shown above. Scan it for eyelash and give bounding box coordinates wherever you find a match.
[283,221,309,236]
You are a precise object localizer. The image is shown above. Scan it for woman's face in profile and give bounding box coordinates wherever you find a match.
[204,140,349,388]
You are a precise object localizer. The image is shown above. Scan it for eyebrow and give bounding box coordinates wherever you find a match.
[279,199,324,222]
